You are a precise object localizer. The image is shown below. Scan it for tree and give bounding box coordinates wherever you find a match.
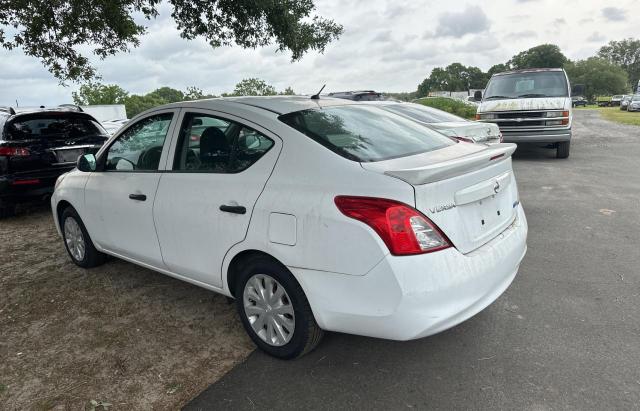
[184,86,216,100]
[487,63,509,77]
[123,94,167,118]
[564,57,628,101]
[0,1,343,82]
[147,87,185,103]
[229,78,278,96]
[416,63,488,97]
[72,82,128,106]
[508,44,568,70]
[280,87,296,95]
[598,38,640,90]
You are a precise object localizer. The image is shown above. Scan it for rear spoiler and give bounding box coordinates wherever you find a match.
[384,143,517,185]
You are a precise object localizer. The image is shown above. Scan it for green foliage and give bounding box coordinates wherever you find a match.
[598,38,640,89]
[280,86,296,95]
[147,87,185,103]
[228,78,278,96]
[508,44,568,70]
[383,91,418,102]
[0,0,342,82]
[72,82,128,106]
[123,94,167,118]
[564,57,628,101]
[417,63,488,97]
[414,97,477,119]
[488,63,509,77]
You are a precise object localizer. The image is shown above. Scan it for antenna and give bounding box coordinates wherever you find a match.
[310,84,326,100]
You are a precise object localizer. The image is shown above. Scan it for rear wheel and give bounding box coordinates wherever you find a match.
[61,207,105,268]
[235,255,324,359]
[557,141,570,159]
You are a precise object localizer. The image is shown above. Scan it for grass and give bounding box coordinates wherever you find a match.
[574,106,640,126]
[414,97,477,119]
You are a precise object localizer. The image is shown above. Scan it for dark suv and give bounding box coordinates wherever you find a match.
[327,90,384,101]
[0,106,109,216]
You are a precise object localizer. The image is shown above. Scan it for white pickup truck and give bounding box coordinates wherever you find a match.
[474,68,572,158]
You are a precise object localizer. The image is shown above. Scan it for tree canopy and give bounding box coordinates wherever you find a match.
[598,38,640,89]
[0,0,343,82]
[417,63,488,97]
[564,57,628,100]
[508,44,568,70]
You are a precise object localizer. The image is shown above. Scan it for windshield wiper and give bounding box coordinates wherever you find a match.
[484,95,510,100]
[517,93,547,98]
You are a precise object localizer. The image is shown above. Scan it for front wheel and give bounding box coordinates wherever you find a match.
[61,207,105,268]
[557,141,570,159]
[235,256,324,359]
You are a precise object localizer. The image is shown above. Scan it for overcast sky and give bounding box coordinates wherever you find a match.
[1,0,637,107]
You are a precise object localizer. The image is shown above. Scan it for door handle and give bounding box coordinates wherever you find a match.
[220,204,246,214]
[129,194,147,201]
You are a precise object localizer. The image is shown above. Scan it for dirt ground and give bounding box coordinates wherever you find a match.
[0,206,254,410]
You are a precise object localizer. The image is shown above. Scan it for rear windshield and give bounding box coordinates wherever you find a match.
[382,103,465,123]
[279,105,454,162]
[5,114,108,140]
[484,71,569,100]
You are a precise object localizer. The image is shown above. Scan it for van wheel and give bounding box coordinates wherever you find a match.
[235,255,324,359]
[557,141,570,159]
[61,207,105,268]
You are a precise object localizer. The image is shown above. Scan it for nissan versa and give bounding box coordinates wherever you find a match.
[51,96,528,359]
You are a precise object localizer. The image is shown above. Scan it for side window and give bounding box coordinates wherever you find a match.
[105,113,173,171]
[173,113,274,173]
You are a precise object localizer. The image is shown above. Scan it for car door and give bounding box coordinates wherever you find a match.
[153,110,281,288]
[84,110,178,267]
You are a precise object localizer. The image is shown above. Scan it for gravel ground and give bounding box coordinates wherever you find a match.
[186,110,640,410]
[0,209,254,409]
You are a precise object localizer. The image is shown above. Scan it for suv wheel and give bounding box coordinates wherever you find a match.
[235,255,324,359]
[557,141,570,159]
[61,207,105,268]
[0,200,16,219]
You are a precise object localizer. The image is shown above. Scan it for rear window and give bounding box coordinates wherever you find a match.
[382,103,465,123]
[5,114,108,140]
[279,105,454,162]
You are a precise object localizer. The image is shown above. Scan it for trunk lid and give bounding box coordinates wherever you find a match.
[361,143,519,254]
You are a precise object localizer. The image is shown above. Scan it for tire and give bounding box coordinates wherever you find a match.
[0,200,16,219]
[557,141,570,159]
[60,207,105,268]
[235,255,324,359]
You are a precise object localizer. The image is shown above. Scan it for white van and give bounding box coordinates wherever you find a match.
[475,68,572,158]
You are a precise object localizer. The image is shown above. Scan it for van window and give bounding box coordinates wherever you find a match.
[484,71,569,100]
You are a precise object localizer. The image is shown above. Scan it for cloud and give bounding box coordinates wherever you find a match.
[506,30,537,39]
[601,7,626,21]
[587,32,606,43]
[434,6,490,38]
[554,18,566,25]
[371,30,393,43]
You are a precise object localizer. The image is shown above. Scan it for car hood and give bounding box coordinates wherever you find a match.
[479,97,570,112]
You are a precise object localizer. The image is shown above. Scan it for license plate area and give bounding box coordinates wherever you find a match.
[459,192,515,243]
[55,148,85,164]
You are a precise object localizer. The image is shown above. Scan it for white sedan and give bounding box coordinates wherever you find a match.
[375,101,503,144]
[51,96,527,359]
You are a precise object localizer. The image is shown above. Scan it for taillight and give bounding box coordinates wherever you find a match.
[334,196,451,255]
[0,147,30,156]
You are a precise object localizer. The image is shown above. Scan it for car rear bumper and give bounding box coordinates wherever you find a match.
[501,129,571,143]
[0,167,73,202]
[293,205,528,340]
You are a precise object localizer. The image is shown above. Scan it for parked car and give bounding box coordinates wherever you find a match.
[610,95,624,107]
[0,105,108,217]
[597,96,612,107]
[571,96,588,107]
[327,90,384,101]
[51,96,528,359]
[628,95,640,112]
[475,68,572,158]
[371,101,502,144]
[620,95,632,111]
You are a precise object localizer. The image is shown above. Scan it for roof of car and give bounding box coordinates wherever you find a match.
[0,105,88,117]
[493,68,565,76]
[167,95,357,115]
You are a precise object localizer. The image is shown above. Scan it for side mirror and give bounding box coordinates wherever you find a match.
[77,153,96,172]
[473,90,483,102]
